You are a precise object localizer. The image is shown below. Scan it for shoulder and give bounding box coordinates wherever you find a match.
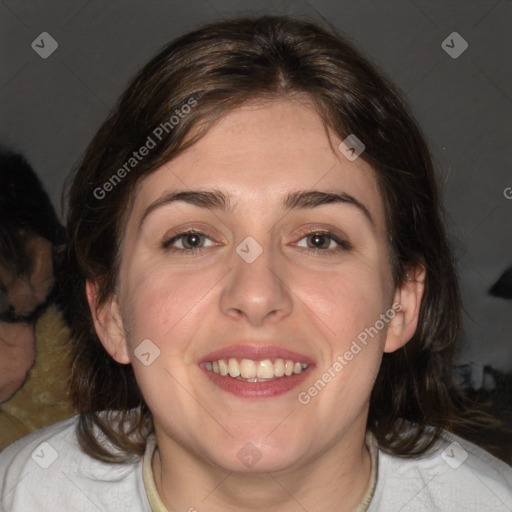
[368,427,512,512]
[0,414,151,511]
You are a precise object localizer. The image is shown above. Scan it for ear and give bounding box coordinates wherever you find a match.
[384,264,426,353]
[85,279,130,364]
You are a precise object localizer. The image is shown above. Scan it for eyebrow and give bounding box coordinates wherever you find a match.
[138,189,375,229]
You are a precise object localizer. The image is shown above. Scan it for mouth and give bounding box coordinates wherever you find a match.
[198,344,314,398]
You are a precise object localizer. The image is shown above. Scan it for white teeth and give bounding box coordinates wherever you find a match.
[284,360,294,376]
[240,359,257,379]
[218,359,228,376]
[205,357,310,379]
[257,359,274,379]
[274,358,285,377]
[228,358,240,377]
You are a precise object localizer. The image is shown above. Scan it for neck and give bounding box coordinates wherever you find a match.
[152,418,372,512]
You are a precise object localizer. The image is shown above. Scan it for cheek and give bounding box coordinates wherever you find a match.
[294,272,388,436]
[300,267,388,418]
[118,265,204,404]
[119,261,219,353]
[300,261,389,347]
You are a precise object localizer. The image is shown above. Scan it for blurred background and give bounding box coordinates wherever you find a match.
[0,0,511,455]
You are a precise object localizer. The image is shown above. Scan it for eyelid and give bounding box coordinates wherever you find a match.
[292,228,352,253]
[162,229,216,250]
[162,227,352,255]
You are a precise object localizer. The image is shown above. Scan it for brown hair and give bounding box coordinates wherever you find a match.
[60,15,501,463]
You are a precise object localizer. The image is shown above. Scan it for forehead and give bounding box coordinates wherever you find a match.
[129,99,386,233]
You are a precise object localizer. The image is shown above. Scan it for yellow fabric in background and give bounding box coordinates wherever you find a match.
[0,304,76,451]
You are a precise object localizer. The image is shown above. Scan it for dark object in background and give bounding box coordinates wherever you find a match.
[0,148,65,323]
[0,146,75,418]
[489,267,512,300]
[459,365,512,465]
[454,265,512,463]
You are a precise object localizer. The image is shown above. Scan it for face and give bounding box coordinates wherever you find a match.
[91,98,421,473]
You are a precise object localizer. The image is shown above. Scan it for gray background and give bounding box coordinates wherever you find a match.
[1,0,511,385]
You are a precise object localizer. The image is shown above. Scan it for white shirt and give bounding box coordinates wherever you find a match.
[0,414,511,511]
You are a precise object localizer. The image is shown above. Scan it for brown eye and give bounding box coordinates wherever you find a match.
[162,231,213,251]
[180,233,204,249]
[306,233,332,250]
[296,231,352,254]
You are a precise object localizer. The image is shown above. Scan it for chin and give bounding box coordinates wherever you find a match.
[206,436,307,474]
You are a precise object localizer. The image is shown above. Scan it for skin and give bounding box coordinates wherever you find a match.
[0,235,54,403]
[0,321,35,403]
[88,98,425,511]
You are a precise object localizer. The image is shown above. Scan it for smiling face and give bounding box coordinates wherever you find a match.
[88,98,423,475]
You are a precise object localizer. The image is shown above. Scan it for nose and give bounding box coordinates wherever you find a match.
[219,238,293,327]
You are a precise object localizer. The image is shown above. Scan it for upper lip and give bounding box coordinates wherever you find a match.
[199,343,315,365]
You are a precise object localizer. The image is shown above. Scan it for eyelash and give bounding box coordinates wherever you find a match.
[162,229,352,256]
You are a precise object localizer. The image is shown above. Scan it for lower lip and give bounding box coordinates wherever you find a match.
[200,365,313,398]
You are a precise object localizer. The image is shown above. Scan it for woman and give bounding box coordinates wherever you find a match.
[1,15,510,512]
